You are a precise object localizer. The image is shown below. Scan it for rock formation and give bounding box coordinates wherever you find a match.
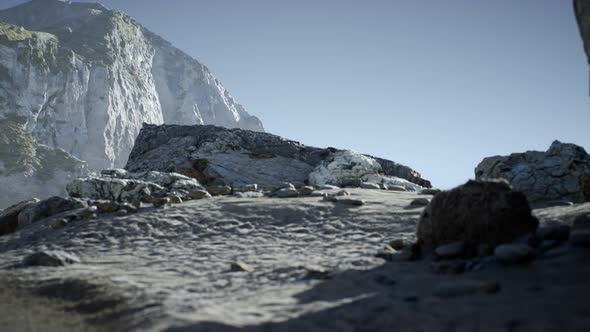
[125,123,431,189]
[475,141,590,203]
[0,0,263,172]
[416,179,538,255]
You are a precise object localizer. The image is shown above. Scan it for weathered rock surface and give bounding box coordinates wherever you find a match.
[67,169,205,205]
[0,0,263,175]
[475,141,590,203]
[417,180,538,254]
[17,196,87,228]
[125,124,430,190]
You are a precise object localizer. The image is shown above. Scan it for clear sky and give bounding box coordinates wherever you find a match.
[3,0,590,188]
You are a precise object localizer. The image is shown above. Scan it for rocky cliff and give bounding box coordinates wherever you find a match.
[0,0,263,172]
[575,0,590,64]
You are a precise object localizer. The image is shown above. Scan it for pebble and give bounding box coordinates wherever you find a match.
[188,189,212,199]
[303,265,332,279]
[275,188,299,198]
[360,182,381,190]
[230,260,254,272]
[389,239,405,250]
[22,250,80,267]
[494,244,534,264]
[168,195,183,204]
[299,186,315,196]
[409,198,430,207]
[387,185,406,192]
[152,197,170,208]
[323,197,365,206]
[310,191,328,197]
[234,184,259,193]
[115,209,128,217]
[206,185,232,196]
[319,184,340,190]
[233,192,264,198]
[335,190,350,196]
[434,241,465,259]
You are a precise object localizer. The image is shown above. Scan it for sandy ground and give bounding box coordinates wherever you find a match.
[0,188,589,331]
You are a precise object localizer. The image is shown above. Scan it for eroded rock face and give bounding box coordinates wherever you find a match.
[0,0,263,173]
[417,180,538,254]
[125,124,431,189]
[475,141,590,203]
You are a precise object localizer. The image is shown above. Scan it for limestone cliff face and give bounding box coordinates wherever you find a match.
[0,0,263,171]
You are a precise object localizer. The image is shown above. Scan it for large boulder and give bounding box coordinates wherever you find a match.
[0,198,39,236]
[308,150,382,187]
[125,124,431,188]
[417,180,538,255]
[475,141,590,203]
[17,196,87,228]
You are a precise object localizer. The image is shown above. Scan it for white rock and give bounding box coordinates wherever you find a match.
[308,150,382,187]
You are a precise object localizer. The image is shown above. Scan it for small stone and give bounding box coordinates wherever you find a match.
[570,230,590,247]
[275,188,299,198]
[335,190,350,196]
[434,241,465,259]
[409,198,430,207]
[115,209,128,216]
[421,188,442,195]
[389,239,405,250]
[168,195,183,204]
[22,250,80,267]
[536,225,570,242]
[303,265,332,279]
[152,197,170,208]
[319,184,340,190]
[233,191,264,198]
[336,198,365,206]
[299,186,315,196]
[494,244,535,264]
[279,182,296,190]
[310,191,328,197]
[230,260,254,272]
[234,184,259,193]
[188,189,212,199]
[360,182,381,190]
[206,185,232,196]
[387,185,406,191]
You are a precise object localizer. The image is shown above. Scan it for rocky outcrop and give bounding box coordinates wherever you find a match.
[0,116,88,209]
[67,169,205,206]
[125,123,431,189]
[575,0,590,64]
[0,0,263,172]
[475,141,590,203]
[417,180,538,255]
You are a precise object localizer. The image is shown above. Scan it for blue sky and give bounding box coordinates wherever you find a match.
[3,0,590,188]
